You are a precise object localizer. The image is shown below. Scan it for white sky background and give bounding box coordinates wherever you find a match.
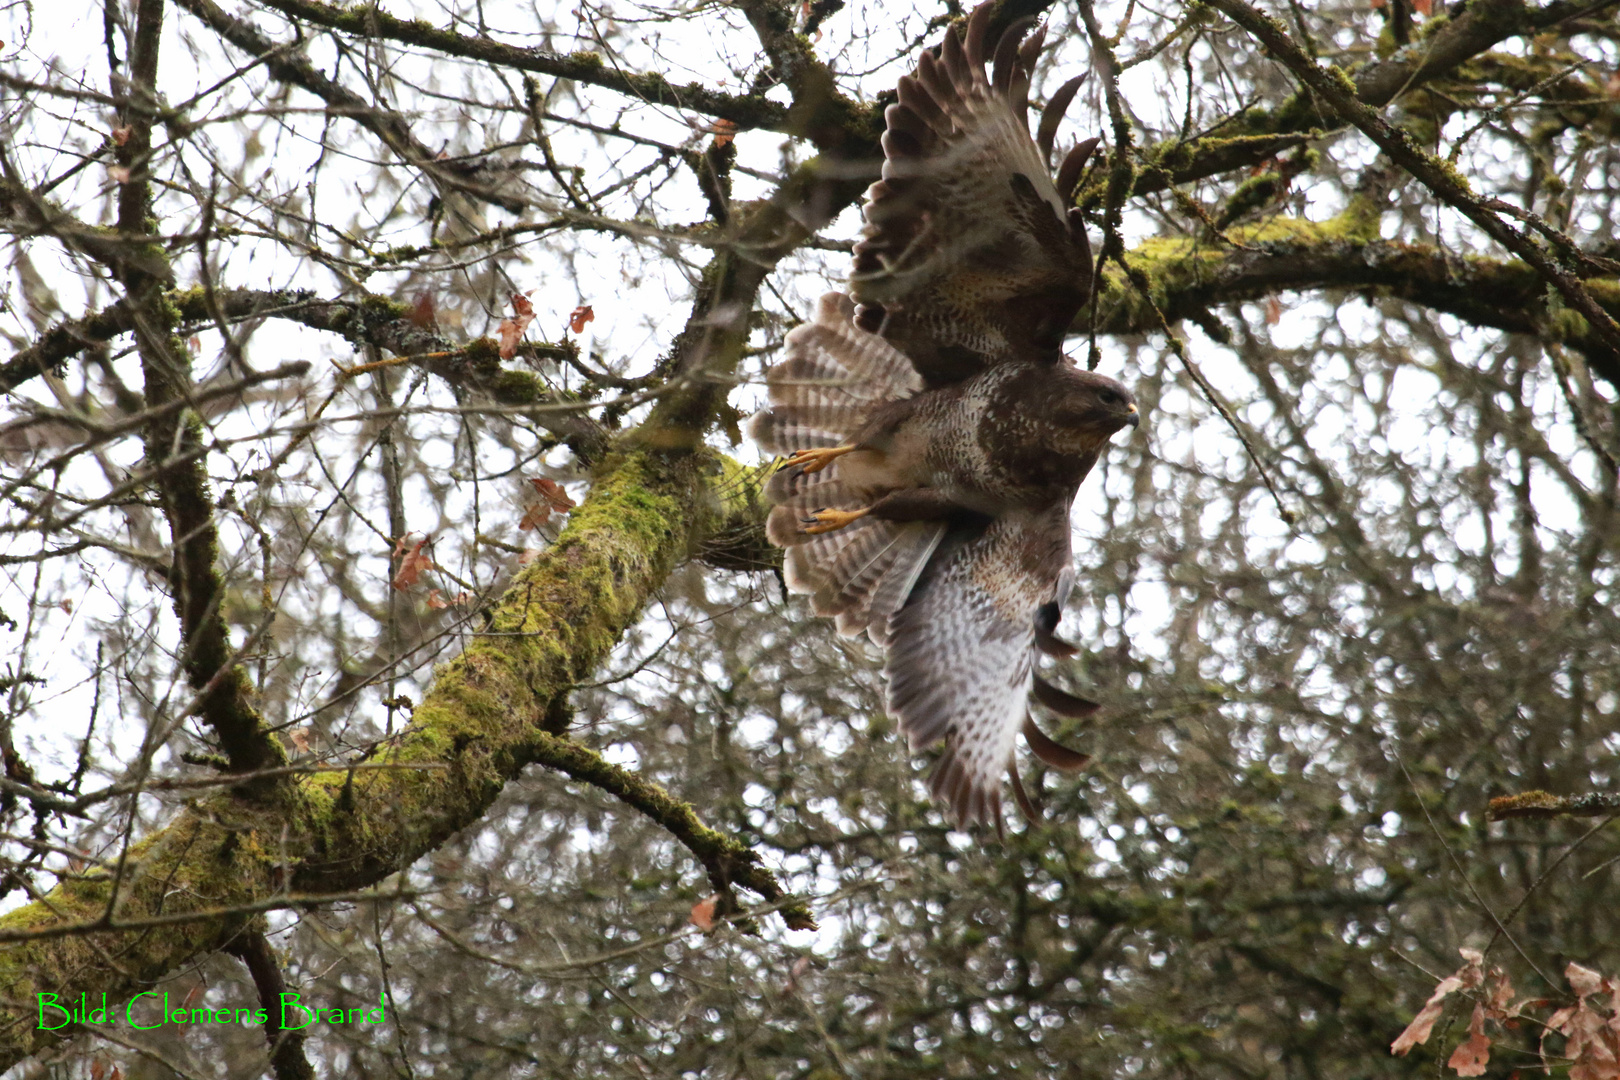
[0,0,1613,937]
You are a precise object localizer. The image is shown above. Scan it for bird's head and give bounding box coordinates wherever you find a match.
[1042,368,1140,455]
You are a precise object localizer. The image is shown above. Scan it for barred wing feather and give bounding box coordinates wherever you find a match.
[851,4,1097,384]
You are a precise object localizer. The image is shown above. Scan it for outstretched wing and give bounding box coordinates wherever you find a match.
[884,505,1075,831]
[852,2,1098,386]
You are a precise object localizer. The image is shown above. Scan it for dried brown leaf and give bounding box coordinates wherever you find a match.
[529,476,576,512]
[1393,949,1485,1056]
[1542,964,1620,1080]
[1394,995,1454,1055]
[690,894,719,931]
[498,291,536,360]
[410,292,438,329]
[1449,1004,1493,1076]
[519,504,551,532]
[568,304,595,334]
[392,534,437,590]
[1570,963,1607,999]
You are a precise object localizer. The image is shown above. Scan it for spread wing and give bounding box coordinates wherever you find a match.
[851,2,1098,387]
[884,505,1078,831]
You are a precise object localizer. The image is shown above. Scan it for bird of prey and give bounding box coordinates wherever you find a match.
[748,1,1140,832]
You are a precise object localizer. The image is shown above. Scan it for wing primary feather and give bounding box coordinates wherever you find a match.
[1066,207,1095,287]
[881,126,926,162]
[883,103,938,152]
[991,16,1036,96]
[914,50,958,113]
[1056,135,1100,204]
[1010,24,1045,115]
[1032,674,1101,718]
[854,303,885,332]
[941,18,973,86]
[1016,23,1047,76]
[1033,601,1078,656]
[963,2,993,72]
[896,74,951,134]
[1008,755,1041,823]
[1022,715,1092,772]
[1037,74,1087,166]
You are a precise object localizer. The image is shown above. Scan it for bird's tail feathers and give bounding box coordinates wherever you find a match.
[747,292,921,456]
[780,518,945,643]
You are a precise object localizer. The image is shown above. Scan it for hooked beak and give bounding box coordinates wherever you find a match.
[1124,403,1140,429]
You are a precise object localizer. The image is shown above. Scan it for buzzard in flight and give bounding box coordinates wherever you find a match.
[749,2,1139,831]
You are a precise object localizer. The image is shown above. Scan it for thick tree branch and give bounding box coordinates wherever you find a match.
[224,932,317,1080]
[1205,0,1620,361]
[1110,0,1620,202]
[0,176,176,288]
[171,0,527,213]
[253,0,799,133]
[1488,790,1620,819]
[110,0,286,780]
[1080,219,1620,388]
[2,287,606,458]
[0,445,796,1069]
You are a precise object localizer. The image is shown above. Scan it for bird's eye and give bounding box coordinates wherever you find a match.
[1098,389,1120,406]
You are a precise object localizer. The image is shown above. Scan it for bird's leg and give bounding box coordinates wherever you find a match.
[864,487,986,523]
[802,506,870,534]
[802,486,983,537]
[781,445,856,475]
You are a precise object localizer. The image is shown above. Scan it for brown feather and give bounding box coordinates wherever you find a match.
[1033,601,1079,656]
[896,74,952,135]
[940,20,972,89]
[1056,136,1099,205]
[1016,23,1047,78]
[1032,674,1101,718]
[1008,756,1041,823]
[1021,715,1091,772]
[1037,74,1087,166]
[991,17,1035,96]
[962,1,992,72]
[914,50,957,113]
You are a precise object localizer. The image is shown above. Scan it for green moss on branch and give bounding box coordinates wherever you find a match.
[1079,214,1620,389]
[0,446,806,1071]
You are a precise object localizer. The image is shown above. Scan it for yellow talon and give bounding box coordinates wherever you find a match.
[782,445,856,475]
[802,507,870,535]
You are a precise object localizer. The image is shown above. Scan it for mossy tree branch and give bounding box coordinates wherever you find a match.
[251,0,800,136]
[108,0,285,780]
[1205,0,1620,361]
[1079,218,1620,390]
[1103,0,1620,203]
[0,444,792,1069]
[171,0,528,214]
[1,286,606,458]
